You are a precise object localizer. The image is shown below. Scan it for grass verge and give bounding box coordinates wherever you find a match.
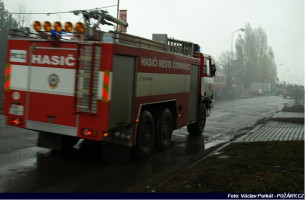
[155,141,304,193]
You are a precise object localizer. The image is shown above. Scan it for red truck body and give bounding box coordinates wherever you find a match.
[4,25,215,158]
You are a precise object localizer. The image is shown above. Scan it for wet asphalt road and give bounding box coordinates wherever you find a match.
[0,95,295,192]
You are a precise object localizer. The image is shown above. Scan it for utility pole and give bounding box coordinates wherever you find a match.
[116,0,120,31]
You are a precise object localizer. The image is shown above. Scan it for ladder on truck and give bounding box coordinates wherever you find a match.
[167,38,195,56]
[152,34,198,56]
[75,43,100,114]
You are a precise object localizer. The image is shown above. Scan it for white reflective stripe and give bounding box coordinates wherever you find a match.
[11,65,29,91]
[136,73,190,97]
[11,65,76,96]
[11,65,114,100]
[26,120,77,136]
[29,66,75,96]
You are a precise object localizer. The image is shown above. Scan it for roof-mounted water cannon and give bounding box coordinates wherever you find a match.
[73,9,128,29]
[73,9,128,40]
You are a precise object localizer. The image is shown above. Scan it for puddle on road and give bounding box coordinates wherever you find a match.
[204,131,234,149]
[0,157,38,192]
[205,139,228,149]
[0,142,229,192]
[217,155,231,159]
[0,127,249,192]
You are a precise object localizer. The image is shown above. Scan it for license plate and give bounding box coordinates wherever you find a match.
[9,104,24,115]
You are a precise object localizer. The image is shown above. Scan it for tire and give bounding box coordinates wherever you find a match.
[133,110,155,159]
[155,108,173,151]
[187,103,207,135]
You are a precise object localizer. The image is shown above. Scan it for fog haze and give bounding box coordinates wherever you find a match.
[3,0,304,85]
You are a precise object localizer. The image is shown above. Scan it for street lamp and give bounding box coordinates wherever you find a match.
[284,69,289,85]
[277,64,284,82]
[277,64,289,83]
[262,51,272,92]
[289,74,296,85]
[230,28,245,76]
[231,28,245,59]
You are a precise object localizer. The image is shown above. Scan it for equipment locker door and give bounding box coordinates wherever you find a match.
[26,45,78,135]
[187,65,199,123]
[109,55,136,128]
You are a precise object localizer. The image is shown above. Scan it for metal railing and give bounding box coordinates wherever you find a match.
[109,31,197,57]
[8,28,199,57]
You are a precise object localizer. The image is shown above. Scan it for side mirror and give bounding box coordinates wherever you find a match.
[211,64,216,76]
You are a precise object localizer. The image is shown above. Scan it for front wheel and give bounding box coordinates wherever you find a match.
[133,110,155,159]
[187,103,207,135]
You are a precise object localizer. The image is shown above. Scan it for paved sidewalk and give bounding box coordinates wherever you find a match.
[235,107,304,143]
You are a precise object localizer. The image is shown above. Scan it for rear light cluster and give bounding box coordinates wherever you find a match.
[9,117,23,126]
[80,128,98,137]
[80,129,109,138]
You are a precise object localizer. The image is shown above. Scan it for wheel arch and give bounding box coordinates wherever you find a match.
[135,100,177,140]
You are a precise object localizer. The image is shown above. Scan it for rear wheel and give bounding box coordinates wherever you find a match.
[155,108,173,151]
[187,103,207,135]
[133,110,155,159]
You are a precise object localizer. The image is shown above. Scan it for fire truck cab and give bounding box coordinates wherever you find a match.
[4,10,216,159]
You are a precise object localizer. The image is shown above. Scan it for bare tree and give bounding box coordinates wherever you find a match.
[218,50,232,75]
[0,0,18,107]
[234,23,277,88]
[14,1,32,28]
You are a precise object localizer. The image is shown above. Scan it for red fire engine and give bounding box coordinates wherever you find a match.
[4,10,216,159]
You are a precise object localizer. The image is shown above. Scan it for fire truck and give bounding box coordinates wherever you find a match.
[4,10,216,159]
[213,71,242,98]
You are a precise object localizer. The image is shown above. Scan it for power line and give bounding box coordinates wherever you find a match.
[11,11,70,15]
[10,5,118,15]
[95,5,118,9]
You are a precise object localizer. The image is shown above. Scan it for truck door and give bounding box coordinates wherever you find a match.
[26,44,78,135]
[109,55,136,128]
[188,65,199,123]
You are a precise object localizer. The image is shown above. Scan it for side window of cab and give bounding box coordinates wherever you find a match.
[204,57,210,76]
[203,57,207,74]
[211,59,216,76]
[206,58,211,76]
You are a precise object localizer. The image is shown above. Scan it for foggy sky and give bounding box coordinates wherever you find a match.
[3,0,304,85]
